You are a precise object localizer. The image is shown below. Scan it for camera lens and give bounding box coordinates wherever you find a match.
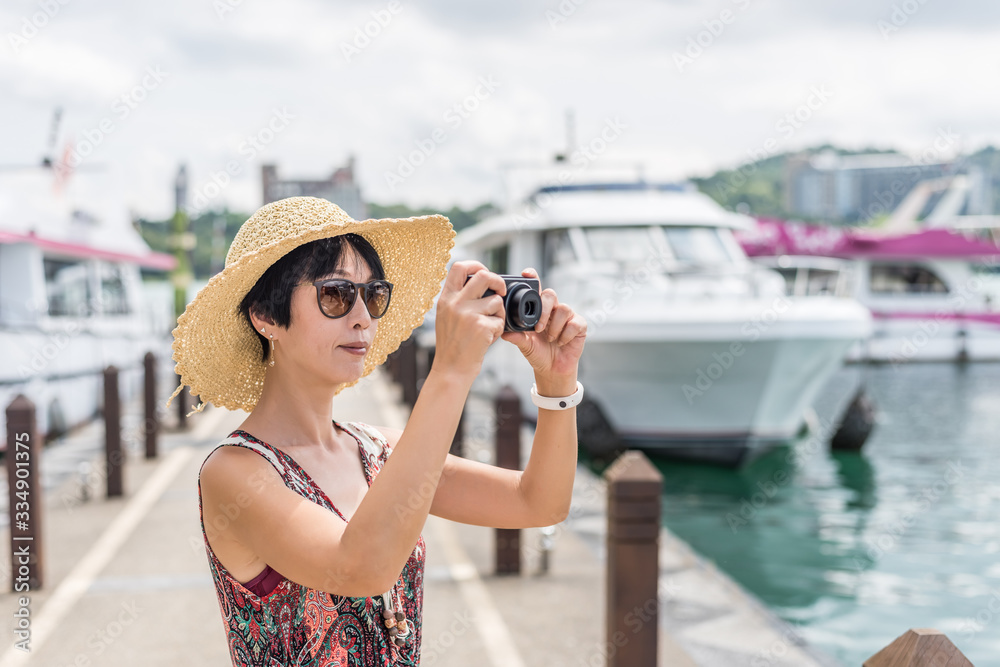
[507,283,542,331]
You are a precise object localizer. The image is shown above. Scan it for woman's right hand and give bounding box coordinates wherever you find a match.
[431,261,508,382]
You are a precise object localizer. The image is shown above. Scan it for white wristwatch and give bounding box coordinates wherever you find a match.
[530,381,584,410]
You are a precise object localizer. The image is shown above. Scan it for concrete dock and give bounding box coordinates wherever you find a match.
[0,368,839,666]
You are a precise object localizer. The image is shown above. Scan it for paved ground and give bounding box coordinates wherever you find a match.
[0,368,836,666]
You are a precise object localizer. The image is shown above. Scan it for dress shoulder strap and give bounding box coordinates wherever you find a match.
[198,433,287,482]
[339,421,391,460]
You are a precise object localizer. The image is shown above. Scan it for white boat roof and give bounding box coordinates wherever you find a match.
[457,182,754,247]
[0,167,169,266]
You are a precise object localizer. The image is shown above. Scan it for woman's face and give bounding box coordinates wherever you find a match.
[277,245,381,388]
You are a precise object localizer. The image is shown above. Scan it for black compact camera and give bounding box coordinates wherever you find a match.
[465,273,542,332]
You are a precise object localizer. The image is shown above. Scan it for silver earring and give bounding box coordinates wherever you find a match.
[269,334,275,366]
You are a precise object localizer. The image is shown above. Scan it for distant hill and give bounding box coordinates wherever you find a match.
[136,203,500,280]
[137,145,998,278]
[366,202,499,232]
[691,144,999,223]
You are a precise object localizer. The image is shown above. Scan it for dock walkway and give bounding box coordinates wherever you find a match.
[0,369,835,666]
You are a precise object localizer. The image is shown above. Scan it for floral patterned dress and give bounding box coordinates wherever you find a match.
[197,421,425,666]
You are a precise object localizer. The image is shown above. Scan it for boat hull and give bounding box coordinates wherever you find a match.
[0,325,172,443]
[474,297,870,466]
[848,315,1000,362]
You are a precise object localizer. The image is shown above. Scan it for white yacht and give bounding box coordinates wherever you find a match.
[739,220,1000,362]
[447,182,872,465]
[0,167,176,444]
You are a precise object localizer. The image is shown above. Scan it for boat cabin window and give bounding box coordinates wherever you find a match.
[44,258,92,317]
[661,227,734,265]
[483,244,509,275]
[869,264,949,294]
[583,227,655,267]
[99,263,131,315]
[543,229,577,273]
[806,268,842,296]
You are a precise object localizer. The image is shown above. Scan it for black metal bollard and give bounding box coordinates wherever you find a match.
[385,347,400,384]
[104,366,124,498]
[175,373,188,430]
[494,385,522,575]
[6,395,45,590]
[398,338,418,408]
[603,450,662,667]
[450,403,465,458]
[144,352,159,459]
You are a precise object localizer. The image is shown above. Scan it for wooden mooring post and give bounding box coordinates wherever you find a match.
[104,365,124,498]
[144,352,159,459]
[603,450,662,667]
[864,628,973,666]
[5,395,45,591]
[494,385,521,575]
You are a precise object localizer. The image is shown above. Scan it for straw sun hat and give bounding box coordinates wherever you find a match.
[167,196,455,414]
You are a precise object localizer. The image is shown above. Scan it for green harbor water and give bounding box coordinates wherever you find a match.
[585,363,1000,666]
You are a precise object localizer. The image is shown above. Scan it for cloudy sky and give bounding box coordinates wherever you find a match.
[2,0,999,220]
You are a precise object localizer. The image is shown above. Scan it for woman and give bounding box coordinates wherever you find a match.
[170,197,587,666]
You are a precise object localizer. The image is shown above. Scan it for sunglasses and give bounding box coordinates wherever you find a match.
[301,279,394,319]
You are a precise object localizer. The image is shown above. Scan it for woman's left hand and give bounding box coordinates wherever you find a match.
[500,268,587,379]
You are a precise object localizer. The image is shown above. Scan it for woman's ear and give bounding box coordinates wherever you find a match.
[249,308,276,332]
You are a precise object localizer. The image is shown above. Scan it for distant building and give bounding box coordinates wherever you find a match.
[786,151,954,223]
[261,157,367,219]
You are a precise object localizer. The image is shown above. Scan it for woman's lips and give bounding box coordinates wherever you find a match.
[339,345,368,356]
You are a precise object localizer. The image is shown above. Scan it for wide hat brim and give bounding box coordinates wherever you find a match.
[170,196,455,413]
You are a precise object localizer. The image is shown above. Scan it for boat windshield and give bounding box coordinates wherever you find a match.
[660,227,734,265]
[583,227,662,266]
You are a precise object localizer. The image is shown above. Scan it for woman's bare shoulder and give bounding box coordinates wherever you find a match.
[199,441,283,495]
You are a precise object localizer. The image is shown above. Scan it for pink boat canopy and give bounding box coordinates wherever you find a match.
[736,218,1000,260]
[0,229,177,271]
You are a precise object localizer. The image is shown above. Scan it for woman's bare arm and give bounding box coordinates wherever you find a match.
[202,260,509,597]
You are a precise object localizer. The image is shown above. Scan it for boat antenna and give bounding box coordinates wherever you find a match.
[42,106,63,168]
[554,109,575,163]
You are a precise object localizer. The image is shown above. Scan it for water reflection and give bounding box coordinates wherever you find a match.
[831,452,876,510]
[582,363,1000,665]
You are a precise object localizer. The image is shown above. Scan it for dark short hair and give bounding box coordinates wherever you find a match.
[238,233,385,362]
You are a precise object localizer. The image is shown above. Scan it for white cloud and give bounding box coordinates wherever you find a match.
[1,0,999,220]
